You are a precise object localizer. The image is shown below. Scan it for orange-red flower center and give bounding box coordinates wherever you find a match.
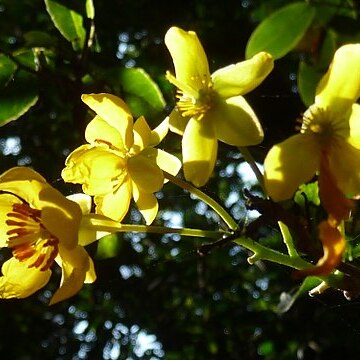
[6,203,59,271]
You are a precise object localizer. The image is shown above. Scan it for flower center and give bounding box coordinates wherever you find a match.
[166,71,218,120]
[6,203,59,271]
[300,105,343,146]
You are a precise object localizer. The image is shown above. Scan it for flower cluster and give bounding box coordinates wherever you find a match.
[1,25,360,304]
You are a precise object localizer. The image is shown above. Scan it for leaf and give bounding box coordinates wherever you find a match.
[245,2,316,59]
[0,70,38,126]
[44,0,85,51]
[0,54,17,88]
[298,61,323,107]
[96,233,122,259]
[276,276,321,313]
[119,68,166,120]
[294,181,320,207]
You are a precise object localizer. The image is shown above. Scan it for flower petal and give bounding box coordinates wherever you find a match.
[82,93,134,149]
[212,52,274,98]
[0,193,21,247]
[209,96,264,146]
[182,117,217,187]
[329,139,360,197]
[128,154,164,193]
[148,148,182,177]
[133,116,152,152]
[40,186,82,250]
[264,134,320,201]
[62,145,126,196]
[0,257,51,299]
[348,103,360,149]
[50,245,95,305]
[132,183,158,225]
[165,27,211,93]
[66,193,92,215]
[94,179,132,222]
[315,44,360,115]
[169,108,188,135]
[150,116,170,146]
[85,115,124,149]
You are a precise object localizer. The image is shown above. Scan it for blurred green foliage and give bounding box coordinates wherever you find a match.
[1,0,360,359]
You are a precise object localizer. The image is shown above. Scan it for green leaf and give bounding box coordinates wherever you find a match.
[96,233,122,259]
[294,181,320,207]
[23,30,58,48]
[276,276,321,313]
[119,68,166,120]
[0,54,17,88]
[245,2,316,59]
[298,61,323,107]
[44,0,85,51]
[0,70,38,126]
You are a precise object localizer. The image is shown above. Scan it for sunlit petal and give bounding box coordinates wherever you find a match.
[132,183,158,225]
[94,179,132,222]
[329,139,360,197]
[264,134,320,201]
[62,145,126,196]
[348,103,360,149]
[150,116,170,146]
[85,115,124,149]
[209,96,264,146]
[146,148,182,177]
[50,246,94,305]
[128,155,164,193]
[169,108,188,135]
[212,52,274,98]
[165,26,211,92]
[66,193,92,215]
[315,44,360,116]
[133,116,152,152]
[182,117,217,187]
[82,93,134,149]
[0,258,51,299]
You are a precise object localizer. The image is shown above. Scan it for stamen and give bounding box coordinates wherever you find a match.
[6,202,59,271]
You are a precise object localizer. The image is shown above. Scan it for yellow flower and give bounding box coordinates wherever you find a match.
[264,44,360,276]
[264,44,360,213]
[62,93,181,224]
[0,167,96,305]
[165,26,274,187]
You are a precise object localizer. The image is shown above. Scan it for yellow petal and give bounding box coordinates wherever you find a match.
[182,117,217,187]
[82,93,134,149]
[78,214,111,246]
[212,52,274,98]
[0,257,51,299]
[132,183,158,225]
[169,108,188,135]
[85,115,124,149]
[0,166,46,183]
[50,246,94,305]
[348,103,360,149]
[150,116,170,146]
[315,44,360,115]
[128,154,164,193]
[95,179,132,221]
[133,116,152,152]
[66,193,92,214]
[165,27,211,93]
[329,139,360,197]
[264,134,320,201]
[0,193,21,247]
[209,96,263,146]
[40,185,82,250]
[150,148,182,177]
[62,145,126,196]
